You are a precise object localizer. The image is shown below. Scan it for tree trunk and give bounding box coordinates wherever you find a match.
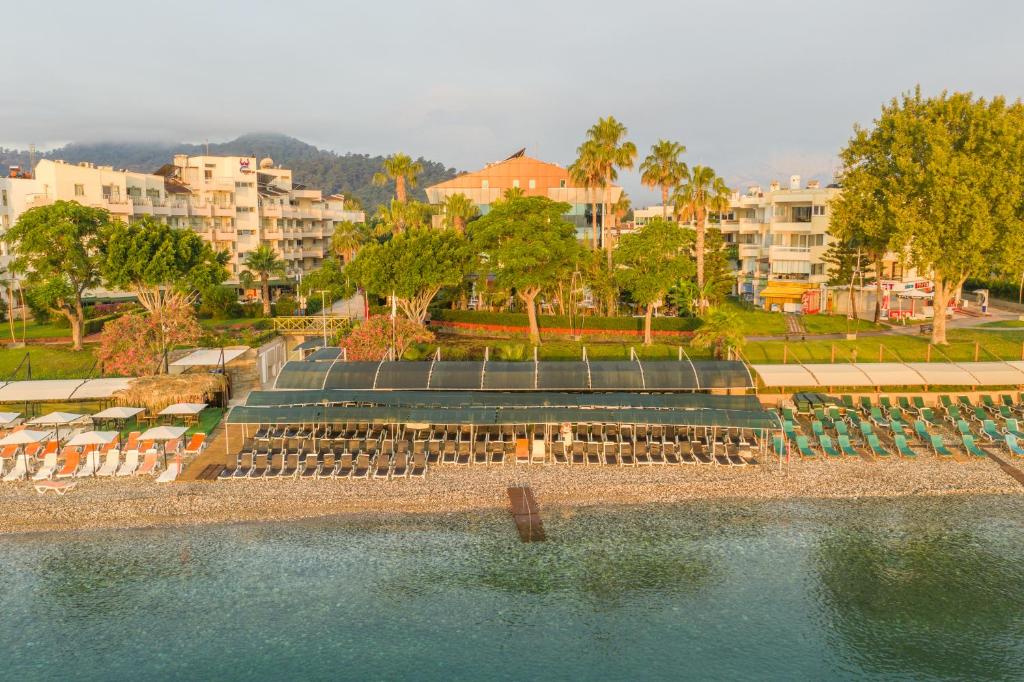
[522,291,541,345]
[261,275,272,317]
[454,216,465,235]
[873,257,883,323]
[695,214,706,315]
[604,173,613,269]
[591,194,599,250]
[931,277,950,345]
[396,176,407,203]
[69,299,85,351]
[661,187,669,219]
[644,302,654,345]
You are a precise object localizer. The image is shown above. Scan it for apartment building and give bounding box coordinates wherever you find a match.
[0,167,46,267]
[13,156,364,279]
[425,150,621,242]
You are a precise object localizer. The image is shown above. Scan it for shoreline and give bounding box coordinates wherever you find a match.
[0,458,1020,536]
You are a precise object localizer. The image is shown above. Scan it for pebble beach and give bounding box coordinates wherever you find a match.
[0,457,1020,535]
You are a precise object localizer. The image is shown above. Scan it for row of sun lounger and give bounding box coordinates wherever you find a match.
[219,448,427,481]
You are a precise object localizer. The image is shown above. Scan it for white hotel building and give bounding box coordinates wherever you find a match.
[0,155,364,279]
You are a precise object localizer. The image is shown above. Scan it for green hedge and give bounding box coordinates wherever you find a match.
[431,309,701,332]
[84,313,122,335]
[966,277,1021,302]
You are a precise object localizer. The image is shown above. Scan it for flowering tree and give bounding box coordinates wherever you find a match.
[339,316,434,360]
[97,303,202,376]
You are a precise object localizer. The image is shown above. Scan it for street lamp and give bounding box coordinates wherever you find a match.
[317,289,328,346]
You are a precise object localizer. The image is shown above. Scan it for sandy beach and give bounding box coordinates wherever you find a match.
[0,457,1020,535]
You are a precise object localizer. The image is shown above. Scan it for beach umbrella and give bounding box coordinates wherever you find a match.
[0,412,21,428]
[158,403,207,416]
[0,429,52,481]
[91,406,145,431]
[65,431,120,447]
[139,425,188,468]
[29,411,86,443]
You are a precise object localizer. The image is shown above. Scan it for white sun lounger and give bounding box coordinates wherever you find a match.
[3,457,28,481]
[32,452,59,481]
[116,450,140,476]
[34,480,77,495]
[155,461,181,483]
[95,450,120,477]
[75,450,102,478]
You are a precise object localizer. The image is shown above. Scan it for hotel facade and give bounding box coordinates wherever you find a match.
[0,155,364,279]
[425,151,622,242]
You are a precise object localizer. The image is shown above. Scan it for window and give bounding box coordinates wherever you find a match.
[235,181,254,188]
[1,190,7,206]
[481,180,489,189]
[74,184,85,197]
[810,234,824,247]
[528,179,536,190]
[812,205,826,216]
[811,263,825,275]
[559,179,566,188]
[204,170,213,180]
[512,179,520,188]
[237,206,254,213]
[773,205,786,218]
[792,206,812,222]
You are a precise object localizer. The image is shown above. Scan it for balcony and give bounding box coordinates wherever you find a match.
[302,248,324,259]
[190,203,212,217]
[261,204,283,218]
[168,201,189,216]
[263,229,284,240]
[213,204,235,217]
[204,176,235,191]
[769,245,811,260]
[770,219,812,232]
[738,244,762,258]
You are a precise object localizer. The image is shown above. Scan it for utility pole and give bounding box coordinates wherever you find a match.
[318,290,328,346]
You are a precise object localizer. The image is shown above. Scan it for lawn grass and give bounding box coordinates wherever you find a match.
[979,320,1024,328]
[0,345,99,379]
[186,407,226,435]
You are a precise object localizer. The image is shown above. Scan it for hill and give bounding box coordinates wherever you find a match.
[0,133,460,213]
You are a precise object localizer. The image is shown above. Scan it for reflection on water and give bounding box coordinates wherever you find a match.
[0,496,1023,681]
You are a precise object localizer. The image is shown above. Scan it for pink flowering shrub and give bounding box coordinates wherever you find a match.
[340,316,434,360]
[97,303,202,376]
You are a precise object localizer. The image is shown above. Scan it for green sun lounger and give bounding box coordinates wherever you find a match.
[956,419,973,437]
[814,407,832,428]
[998,405,1014,420]
[971,406,988,423]
[930,435,953,458]
[869,407,887,427]
[1006,434,1024,457]
[859,396,873,414]
[913,420,931,442]
[962,434,986,458]
[890,407,907,425]
[880,396,893,412]
[982,395,996,410]
[838,434,859,457]
[898,397,913,411]
[795,435,816,459]
[782,407,796,423]
[982,420,1002,442]
[820,435,841,459]
[812,420,826,439]
[894,434,917,458]
[920,407,941,426]
[1005,419,1024,440]
[783,421,798,443]
[841,395,855,411]
[866,434,889,458]
[957,395,973,408]
[889,420,906,437]
[773,435,787,458]
[945,405,963,423]
[835,421,850,438]
[828,407,843,423]
[912,396,927,413]
[1001,394,1016,407]
[939,395,953,409]
[860,421,874,439]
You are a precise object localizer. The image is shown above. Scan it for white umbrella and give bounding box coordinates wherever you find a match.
[0,429,52,481]
[158,403,207,416]
[29,411,87,445]
[92,406,145,420]
[140,425,188,468]
[0,412,21,427]
[66,431,120,447]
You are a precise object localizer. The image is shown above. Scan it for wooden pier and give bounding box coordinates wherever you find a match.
[507,485,546,542]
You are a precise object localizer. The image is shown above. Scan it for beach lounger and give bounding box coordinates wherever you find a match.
[957,395,973,408]
[939,395,953,409]
[352,452,371,479]
[998,405,1015,420]
[2,454,30,481]
[920,407,941,426]
[961,434,987,458]
[32,448,60,481]
[944,405,964,424]
[912,396,927,414]
[300,453,319,479]
[866,434,889,458]
[95,449,120,477]
[982,420,1003,443]
[970,407,988,424]
[814,408,833,429]
[897,397,912,412]
[889,420,907,438]
[859,421,874,440]
[248,453,269,478]
[835,421,850,438]
[55,448,82,479]
[819,435,841,460]
[230,451,253,478]
[913,420,931,443]
[894,434,917,458]
[648,437,665,465]
[783,421,799,443]
[373,453,390,479]
[837,435,859,458]
[74,448,102,478]
[981,395,997,411]
[869,407,887,427]
[811,420,826,439]
[1006,434,1024,457]
[392,451,409,478]
[317,452,336,478]
[781,407,796,423]
[930,435,954,458]
[1001,394,1017,409]
[841,395,855,411]
[772,435,787,459]
[410,451,426,478]
[267,451,286,477]
[858,396,873,414]
[184,433,207,456]
[335,452,354,478]
[137,452,160,476]
[34,480,77,495]
[280,451,299,477]
[156,459,181,483]
[1005,419,1024,440]
[795,435,816,459]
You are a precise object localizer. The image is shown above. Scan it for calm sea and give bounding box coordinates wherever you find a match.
[2,495,1023,681]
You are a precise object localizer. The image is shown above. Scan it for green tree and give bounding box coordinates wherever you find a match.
[640,139,688,218]
[569,144,605,250]
[3,201,112,350]
[372,152,424,203]
[501,186,525,202]
[330,220,373,264]
[441,193,479,234]
[298,257,355,308]
[347,228,472,324]
[579,117,637,265]
[469,196,579,344]
[821,234,875,321]
[101,216,229,315]
[691,306,745,359]
[701,227,735,307]
[833,88,1024,344]
[239,245,287,316]
[613,218,695,345]
[374,198,430,236]
[674,165,731,314]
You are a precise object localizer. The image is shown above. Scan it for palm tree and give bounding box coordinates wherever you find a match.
[673,165,731,315]
[239,244,287,316]
[372,153,424,203]
[342,196,362,211]
[569,144,605,250]
[330,220,372,264]
[640,140,687,219]
[374,199,429,236]
[501,187,525,202]
[442,193,479,234]
[581,117,637,266]
[691,306,745,359]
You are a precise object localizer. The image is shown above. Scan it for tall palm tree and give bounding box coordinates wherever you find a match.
[374,199,429,236]
[569,144,605,250]
[372,153,424,203]
[330,220,372,263]
[239,244,287,316]
[691,306,745,360]
[673,165,731,314]
[441,193,479,234]
[501,187,525,202]
[581,117,637,266]
[640,140,687,219]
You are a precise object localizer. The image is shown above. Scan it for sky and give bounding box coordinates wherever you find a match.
[3,0,1022,203]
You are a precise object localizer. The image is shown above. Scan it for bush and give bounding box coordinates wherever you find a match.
[199,286,243,319]
[431,309,700,332]
[273,296,299,317]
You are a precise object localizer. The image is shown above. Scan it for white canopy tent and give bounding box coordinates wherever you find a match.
[0,429,53,481]
[66,431,119,447]
[29,412,87,426]
[91,406,145,420]
[752,361,1024,388]
[0,412,21,427]
[139,425,188,467]
[158,403,207,416]
[0,378,134,403]
[169,348,248,368]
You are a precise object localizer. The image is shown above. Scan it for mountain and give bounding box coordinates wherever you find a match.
[0,133,460,213]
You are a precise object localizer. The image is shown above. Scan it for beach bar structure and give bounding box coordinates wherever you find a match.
[223,357,781,468]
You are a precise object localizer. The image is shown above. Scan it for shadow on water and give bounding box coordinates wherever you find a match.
[813,510,1024,680]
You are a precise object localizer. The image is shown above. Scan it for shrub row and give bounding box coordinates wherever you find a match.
[431,309,701,332]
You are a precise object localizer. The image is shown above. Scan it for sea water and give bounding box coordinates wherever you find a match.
[1,495,1023,681]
